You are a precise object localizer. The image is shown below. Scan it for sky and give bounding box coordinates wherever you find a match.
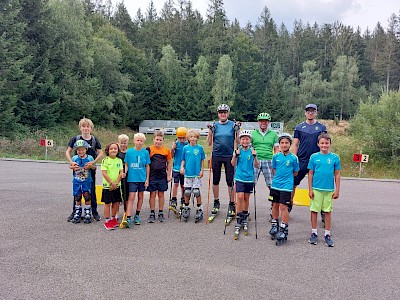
[113,0,399,32]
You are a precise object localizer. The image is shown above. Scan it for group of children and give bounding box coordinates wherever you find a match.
[68,117,341,247]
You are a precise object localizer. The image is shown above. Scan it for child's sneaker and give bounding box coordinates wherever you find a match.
[158,213,165,222]
[110,218,119,228]
[134,215,141,225]
[324,234,334,247]
[308,233,318,245]
[148,213,156,223]
[104,220,115,230]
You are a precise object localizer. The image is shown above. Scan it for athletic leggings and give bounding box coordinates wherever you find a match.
[211,155,234,187]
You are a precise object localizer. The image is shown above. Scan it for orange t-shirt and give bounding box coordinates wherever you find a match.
[147,145,172,179]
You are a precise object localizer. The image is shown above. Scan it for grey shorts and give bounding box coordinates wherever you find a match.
[254,160,273,186]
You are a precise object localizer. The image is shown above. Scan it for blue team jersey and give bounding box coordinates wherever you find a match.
[124,148,151,183]
[308,152,341,192]
[182,144,205,177]
[234,147,255,183]
[271,152,300,192]
[172,140,188,172]
[72,155,94,183]
[213,120,235,157]
[294,121,327,169]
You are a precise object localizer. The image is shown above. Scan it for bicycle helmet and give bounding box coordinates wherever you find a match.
[278,133,293,144]
[217,104,230,112]
[73,140,91,149]
[239,130,252,139]
[257,112,271,121]
[176,127,188,138]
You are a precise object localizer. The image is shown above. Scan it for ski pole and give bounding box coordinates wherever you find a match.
[254,183,258,239]
[205,127,214,224]
[167,179,173,218]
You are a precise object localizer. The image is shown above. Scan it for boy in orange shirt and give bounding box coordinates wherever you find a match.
[146,131,172,222]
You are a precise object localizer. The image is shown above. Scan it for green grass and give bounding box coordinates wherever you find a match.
[1,125,399,179]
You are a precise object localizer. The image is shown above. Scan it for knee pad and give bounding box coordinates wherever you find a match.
[192,188,200,197]
[82,192,91,202]
[184,188,192,197]
[74,195,82,204]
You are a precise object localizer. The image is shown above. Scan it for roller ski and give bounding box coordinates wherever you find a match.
[168,198,178,214]
[275,225,288,246]
[195,208,203,223]
[177,201,184,219]
[269,223,279,240]
[224,203,235,225]
[83,206,92,224]
[72,206,82,224]
[234,223,241,240]
[182,206,190,222]
[207,201,220,222]
[242,214,249,236]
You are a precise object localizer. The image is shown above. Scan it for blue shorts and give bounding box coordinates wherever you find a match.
[73,181,92,196]
[269,188,291,206]
[235,181,254,194]
[147,178,168,192]
[172,171,184,185]
[128,182,146,193]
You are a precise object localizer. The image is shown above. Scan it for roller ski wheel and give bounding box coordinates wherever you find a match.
[234,225,240,240]
[243,223,249,236]
[208,211,218,222]
[225,215,234,225]
[276,237,287,246]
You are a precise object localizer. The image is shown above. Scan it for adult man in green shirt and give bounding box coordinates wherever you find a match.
[252,112,279,220]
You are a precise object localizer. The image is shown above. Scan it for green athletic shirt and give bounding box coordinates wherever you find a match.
[252,129,279,160]
[101,156,123,189]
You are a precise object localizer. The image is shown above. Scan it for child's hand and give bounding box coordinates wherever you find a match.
[309,190,314,199]
[332,190,339,199]
[84,162,94,170]
[172,141,177,150]
[70,162,78,170]
[110,182,117,190]
[199,170,204,178]
[251,148,257,156]
[122,173,126,179]
[145,180,149,188]
[180,167,184,175]
[234,148,240,156]
[167,174,172,182]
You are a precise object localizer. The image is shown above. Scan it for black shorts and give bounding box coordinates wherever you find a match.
[128,182,146,193]
[101,188,122,205]
[172,171,184,185]
[235,181,254,194]
[147,178,168,192]
[294,168,308,186]
[269,188,291,206]
[212,156,234,187]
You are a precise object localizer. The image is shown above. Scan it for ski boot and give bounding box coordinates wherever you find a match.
[182,206,190,222]
[275,225,288,246]
[269,223,279,240]
[83,206,92,224]
[168,198,178,214]
[177,200,184,219]
[242,213,249,236]
[72,206,82,224]
[208,201,220,222]
[195,208,203,223]
[224,203,235,225]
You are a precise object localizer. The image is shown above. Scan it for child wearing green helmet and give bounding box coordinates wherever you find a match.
[69,139,97,224]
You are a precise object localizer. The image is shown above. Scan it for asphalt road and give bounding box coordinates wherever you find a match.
[1,159,400,300]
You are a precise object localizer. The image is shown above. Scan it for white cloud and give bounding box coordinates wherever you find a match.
[114,0,399,31]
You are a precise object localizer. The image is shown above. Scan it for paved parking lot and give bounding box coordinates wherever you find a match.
[1,159,399,299]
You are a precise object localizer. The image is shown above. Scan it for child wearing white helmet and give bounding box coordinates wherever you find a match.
[69,140,97,224]
[268,133,299,245]
[231,130,259,239]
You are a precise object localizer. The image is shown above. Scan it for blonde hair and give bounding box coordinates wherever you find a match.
[118,134,129,143]
[154,130,164,138]
[187,129,200,139]
[134,132,146,141]
[78,117,94,129]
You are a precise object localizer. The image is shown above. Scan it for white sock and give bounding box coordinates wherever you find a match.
[325,230,331,236]
[312,228,318,235]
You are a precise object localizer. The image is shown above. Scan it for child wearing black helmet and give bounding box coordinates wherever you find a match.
[69,140,97,224]
[268,133,299,245]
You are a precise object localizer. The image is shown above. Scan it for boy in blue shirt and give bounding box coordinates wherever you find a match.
[268,133,300,245]
[123,133,150,227]
[307,133,341,247]
[169,127,188,215]
[231,130,258,239]
[69,140,97,224]
[180,130,205,222]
